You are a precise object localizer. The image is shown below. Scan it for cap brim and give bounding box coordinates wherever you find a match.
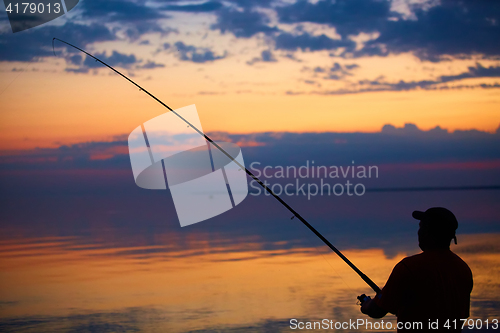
[412,210,426,220]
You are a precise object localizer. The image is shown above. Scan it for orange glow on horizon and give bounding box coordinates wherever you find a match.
[1,65,499,151]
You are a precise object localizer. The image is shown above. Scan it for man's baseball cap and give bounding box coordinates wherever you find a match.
[412,207,458,244]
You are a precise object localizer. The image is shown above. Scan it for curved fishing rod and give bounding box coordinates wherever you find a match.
[52,38,381,294]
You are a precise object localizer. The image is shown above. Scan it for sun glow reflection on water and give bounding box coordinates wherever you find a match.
[0,233,498,332]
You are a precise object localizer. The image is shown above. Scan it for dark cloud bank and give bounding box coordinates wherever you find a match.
[3,0,500,64]
[2,0,500,94]
[214,0,500,61]
[1,123,498,171]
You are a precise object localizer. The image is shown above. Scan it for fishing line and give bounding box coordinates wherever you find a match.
[52,38,381,294]
[313,244,356,294]
[0,59,33,98]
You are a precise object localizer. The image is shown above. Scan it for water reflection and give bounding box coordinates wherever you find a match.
[0,232,498,332]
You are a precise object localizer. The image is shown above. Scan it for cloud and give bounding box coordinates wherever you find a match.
[288,83,500,96]
[291,63,500,95]
[304,62,359,80]
[79,0,173,41]
[65,50,165,74]
[86,51,137,68]
[80,0,165,22]
[229,0,274,8]
[274,32,355,52]
[0,22,115,62]
[65,51,139,73]
[64,51,165,73]
[137,60,165,69]
[168,41,227,63]
[277,0,395,38]
[260,49,276,62]
[0,2,177,64]
[274,0,500,61]
[440,63,500,82]
[2,124,498,171]
[246,50,277,65]
[211,8,278,38]
[358,0,500,61]
[0,139,128,169]
[3,0,500,67]
[303,80,319,86]
[364,63,500,91]
[217,126,500,169]
[124,24,177,42]
[381,123,448,136]
[161,1,223,12]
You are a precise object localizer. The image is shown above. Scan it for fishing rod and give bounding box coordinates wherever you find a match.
[52,38,381,294]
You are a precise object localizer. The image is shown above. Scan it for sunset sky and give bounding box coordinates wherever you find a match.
[1,0,499,151]
[0,2,499,331]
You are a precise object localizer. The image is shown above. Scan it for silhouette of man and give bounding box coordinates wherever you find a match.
[360,207,473,332]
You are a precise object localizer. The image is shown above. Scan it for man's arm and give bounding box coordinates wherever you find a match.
[359,260,411,318]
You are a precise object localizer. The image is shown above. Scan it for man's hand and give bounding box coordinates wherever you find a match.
[360,295,373,314]
[358,294,388,319]
[357,294,369,305]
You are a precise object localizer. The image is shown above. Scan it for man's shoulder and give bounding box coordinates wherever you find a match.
[398,252,425,266]
[398,250,472,274]
[402,252,425,261]
[447,251,473,276]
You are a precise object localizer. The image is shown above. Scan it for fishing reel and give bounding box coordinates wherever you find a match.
[357,294,370,305]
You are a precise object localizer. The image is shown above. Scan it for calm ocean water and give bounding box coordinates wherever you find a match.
[1,176,499,332]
